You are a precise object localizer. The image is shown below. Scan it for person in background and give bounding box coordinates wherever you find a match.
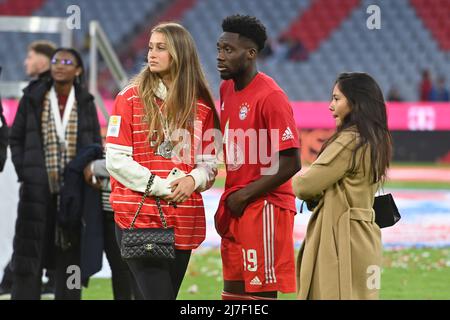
[387,85,403,102]
[286,38,309,62]
[9,47,101,300]
[24,40,57,89]
[0,67,7,172]
[419,69,432,101]
[429,76,450,102]
[0,41,57,300]
[293,72,392,299]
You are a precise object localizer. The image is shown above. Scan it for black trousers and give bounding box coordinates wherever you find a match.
[54,238,81,300]
[115,225,191,300]
[103,212,141,300]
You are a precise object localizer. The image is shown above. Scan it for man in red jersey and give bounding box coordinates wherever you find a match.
[216,14,301,300]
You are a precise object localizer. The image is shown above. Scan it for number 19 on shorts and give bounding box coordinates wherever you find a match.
[242,249,257,272]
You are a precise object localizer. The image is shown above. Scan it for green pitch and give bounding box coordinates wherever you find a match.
[82,163,450,300]
[82,247,450,300]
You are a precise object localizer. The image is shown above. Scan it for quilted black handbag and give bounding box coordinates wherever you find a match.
[120,174,175,260]
[373,193,401,228]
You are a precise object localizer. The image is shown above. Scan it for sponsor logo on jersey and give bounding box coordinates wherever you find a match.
[282,127,294,141]
[107,115,121,137]
[250,276,262,286]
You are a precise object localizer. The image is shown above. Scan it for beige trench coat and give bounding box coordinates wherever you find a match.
[292,130,382,300]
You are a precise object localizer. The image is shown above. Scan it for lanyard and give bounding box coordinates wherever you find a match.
[49,86,75,148]
[155,102,171,141]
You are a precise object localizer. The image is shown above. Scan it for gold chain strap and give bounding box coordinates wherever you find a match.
[155,197,168,228]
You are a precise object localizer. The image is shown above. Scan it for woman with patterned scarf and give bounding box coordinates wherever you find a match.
[9,48,101,300]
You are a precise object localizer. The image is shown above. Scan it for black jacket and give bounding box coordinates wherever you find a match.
[0,96,7,172]
[26,70,52,92]
[59,144,104,285]
[0,69,52,172]
[9,79,101,276]
[0,66,8,171]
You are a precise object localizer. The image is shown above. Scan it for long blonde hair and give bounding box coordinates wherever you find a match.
[131,22,218,145]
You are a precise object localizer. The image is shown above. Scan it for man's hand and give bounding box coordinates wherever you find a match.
[226,189,250,218]
[163,176,196,203]
[224,148,300,217]
[83,161,103,190]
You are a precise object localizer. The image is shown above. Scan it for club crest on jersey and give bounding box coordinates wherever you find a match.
[239,103,250,120]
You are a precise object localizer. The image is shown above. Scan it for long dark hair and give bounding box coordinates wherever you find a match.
[52,47,86,87]
[321,72,392,184]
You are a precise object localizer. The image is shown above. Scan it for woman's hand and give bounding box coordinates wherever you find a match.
[163,176,196,203]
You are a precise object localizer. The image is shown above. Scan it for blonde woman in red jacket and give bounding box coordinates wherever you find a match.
[106,22,219,300]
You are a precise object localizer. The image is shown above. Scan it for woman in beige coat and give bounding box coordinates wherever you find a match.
[293,73,392,300]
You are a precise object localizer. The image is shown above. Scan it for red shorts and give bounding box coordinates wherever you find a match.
[221,199,296,293]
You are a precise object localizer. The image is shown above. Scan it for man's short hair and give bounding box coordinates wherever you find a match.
[222,14,267,52]
[28,40,57,60]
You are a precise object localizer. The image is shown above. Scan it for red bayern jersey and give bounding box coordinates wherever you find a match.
[220,72,300,213]
[106,85,216,250]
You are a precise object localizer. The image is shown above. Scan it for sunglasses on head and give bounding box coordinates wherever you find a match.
[51,58,76,66]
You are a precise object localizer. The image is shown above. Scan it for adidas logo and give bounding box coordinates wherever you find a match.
[282,127,294,141]
[250,276,262,286]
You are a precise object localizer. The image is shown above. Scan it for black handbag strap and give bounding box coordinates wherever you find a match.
[129,174,169,229]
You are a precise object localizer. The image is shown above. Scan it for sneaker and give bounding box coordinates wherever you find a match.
[41,281,55,300]
[0,284,11,300]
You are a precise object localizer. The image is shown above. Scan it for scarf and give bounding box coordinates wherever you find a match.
[41,87,78,194]
[154,79,167,100]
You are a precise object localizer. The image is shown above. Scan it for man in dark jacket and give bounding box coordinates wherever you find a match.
[8,47,101,299]
[0,97,7,172]
[0,41,56,300]
[0,68,11,300]
[0,67,8,172]
[23,40,56,89]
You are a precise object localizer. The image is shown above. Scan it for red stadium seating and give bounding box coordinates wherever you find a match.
[410,0,450,51]
[130,0,198,54]
[0,0,46,15]
[282,0,360,52]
